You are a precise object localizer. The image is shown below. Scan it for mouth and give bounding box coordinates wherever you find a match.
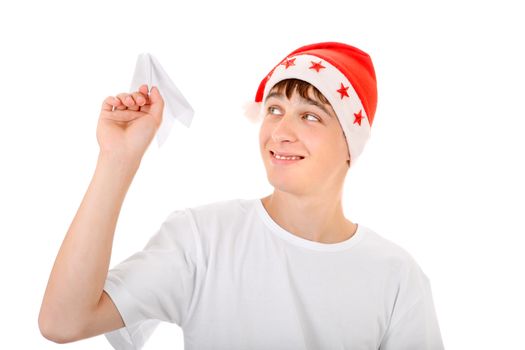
[269,150,305,164]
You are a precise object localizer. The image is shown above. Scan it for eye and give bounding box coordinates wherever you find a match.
[303,113,321,122]
[268,106,282,115]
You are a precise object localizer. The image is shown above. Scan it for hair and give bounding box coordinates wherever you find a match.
[269,79,330,105]
[268,79,350,168]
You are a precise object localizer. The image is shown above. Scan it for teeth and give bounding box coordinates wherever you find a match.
[273,153,302,160]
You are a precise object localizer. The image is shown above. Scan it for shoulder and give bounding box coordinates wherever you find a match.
[358,225,414,260]
[159,198,247,231]
[141,198,246,249]
[143,198,247,260]
[179,197,254,239]
[357,225,430,285]
[357,226,435,329]
[184,197,250,219]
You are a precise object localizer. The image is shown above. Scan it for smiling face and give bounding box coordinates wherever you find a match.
[259,79,351,196]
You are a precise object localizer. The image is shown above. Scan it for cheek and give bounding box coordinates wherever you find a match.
[258,122,272,143]
[258,125,269,153]
[308,134,342,160]
[302,129,325,150]
[327,136,350,164]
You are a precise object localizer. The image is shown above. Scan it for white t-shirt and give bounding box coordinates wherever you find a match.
[103,197,444,349]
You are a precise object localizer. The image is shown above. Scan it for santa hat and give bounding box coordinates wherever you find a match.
[244,42,377,167]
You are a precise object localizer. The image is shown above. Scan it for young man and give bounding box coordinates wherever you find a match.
[39,42,444,349]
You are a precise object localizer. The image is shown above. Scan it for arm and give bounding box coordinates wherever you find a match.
[39,84,164,343]
[38,153,139,343]
[379,263,444,350]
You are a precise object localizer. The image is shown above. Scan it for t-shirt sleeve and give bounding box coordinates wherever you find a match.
[379,257,445,350]
[102,209,201,350]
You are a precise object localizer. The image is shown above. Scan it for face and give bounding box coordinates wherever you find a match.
[259,86,350,196]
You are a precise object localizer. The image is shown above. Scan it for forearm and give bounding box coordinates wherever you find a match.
[39,152,140,331]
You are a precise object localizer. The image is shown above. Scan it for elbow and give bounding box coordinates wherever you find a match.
[39,319,68,344]
[38,308,81,344]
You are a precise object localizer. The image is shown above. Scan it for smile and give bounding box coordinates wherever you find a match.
[270,151,305,164]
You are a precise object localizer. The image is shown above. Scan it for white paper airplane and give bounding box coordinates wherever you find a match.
[130,52,194,147]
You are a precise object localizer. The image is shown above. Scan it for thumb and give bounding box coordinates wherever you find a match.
[148,86,165,117]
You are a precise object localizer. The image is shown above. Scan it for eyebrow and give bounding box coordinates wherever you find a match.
[264,91,334,118]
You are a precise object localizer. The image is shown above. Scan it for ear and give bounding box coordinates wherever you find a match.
[243,101,263,123]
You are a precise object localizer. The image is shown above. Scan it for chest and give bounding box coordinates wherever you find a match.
[184,243,389,349]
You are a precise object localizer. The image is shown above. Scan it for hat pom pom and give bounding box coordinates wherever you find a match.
[242,101,263,124]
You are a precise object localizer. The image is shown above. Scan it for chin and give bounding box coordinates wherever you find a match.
[267,175,308,195]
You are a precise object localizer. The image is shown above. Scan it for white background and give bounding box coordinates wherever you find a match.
[1,0,523,348]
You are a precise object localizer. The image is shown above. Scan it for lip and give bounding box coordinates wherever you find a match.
[271,150,305,157]
[269,150,305,165]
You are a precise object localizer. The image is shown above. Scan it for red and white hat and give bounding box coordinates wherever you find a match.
[245,42,378,167]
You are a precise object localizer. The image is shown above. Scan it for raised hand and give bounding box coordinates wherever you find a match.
[97,84,164,162]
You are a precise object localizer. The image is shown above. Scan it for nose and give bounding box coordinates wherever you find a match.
[271,111,298,143]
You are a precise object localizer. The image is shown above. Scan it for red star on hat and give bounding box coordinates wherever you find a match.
[280,57,296,69]
[354,110,364,126]
[337,83,349,99]
[309,60,326,72]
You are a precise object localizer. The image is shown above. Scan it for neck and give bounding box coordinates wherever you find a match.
[260,190,357,244]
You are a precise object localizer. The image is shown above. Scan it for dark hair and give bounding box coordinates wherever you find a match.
[269,79,330,106]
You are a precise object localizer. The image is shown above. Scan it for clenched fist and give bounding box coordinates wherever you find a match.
[97,84,164,162]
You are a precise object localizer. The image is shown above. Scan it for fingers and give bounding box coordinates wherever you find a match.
[111,85,148,111]
[148,86,165,117]
[101,108,146,123]
[131,91,148,108]
[139,84,149,96]
[130,84,150,108]
[101,96,121,112]
[118,93,140,111]
[114,93,131,110]
[101,84,155,114]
